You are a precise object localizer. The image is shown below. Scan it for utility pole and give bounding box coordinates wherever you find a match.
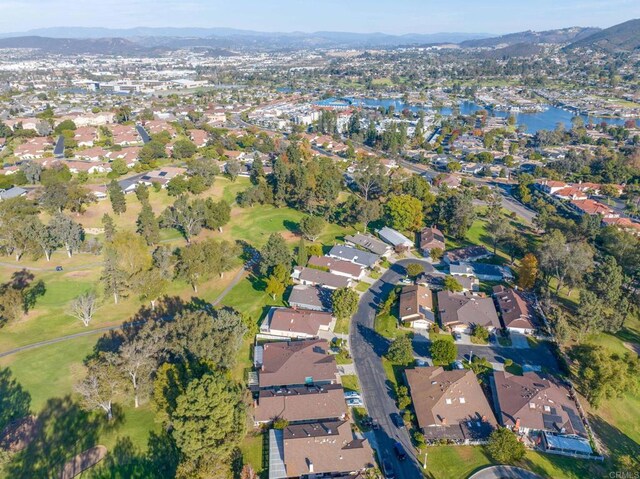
[423,451,428,469]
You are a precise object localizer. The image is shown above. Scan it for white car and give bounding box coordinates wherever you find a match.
[344,391,361,399]
[346,398,364,407]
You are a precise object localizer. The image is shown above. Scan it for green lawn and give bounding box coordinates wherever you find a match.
[341,375,360,393]
[423,446,609,479]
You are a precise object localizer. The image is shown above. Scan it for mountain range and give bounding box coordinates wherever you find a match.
[0,19,637,54]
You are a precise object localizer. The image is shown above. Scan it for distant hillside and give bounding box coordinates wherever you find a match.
[567,18,640,52]
[461,27,600,48]
[0,27,492,50]
[478,43,543,59]
[0,36,162,55]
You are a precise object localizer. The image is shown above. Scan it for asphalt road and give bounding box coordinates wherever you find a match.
[399,160,537,224]
[350,259,434,479]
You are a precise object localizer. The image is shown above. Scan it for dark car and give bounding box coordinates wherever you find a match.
[381,458,395,478]
[393,441,407,461]
[55,266,63,272]
[391,412,405,428]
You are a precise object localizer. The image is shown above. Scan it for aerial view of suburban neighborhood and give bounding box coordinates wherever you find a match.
[0,1,639,478]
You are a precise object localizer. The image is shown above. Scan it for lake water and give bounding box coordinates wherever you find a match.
[316,97,637,134]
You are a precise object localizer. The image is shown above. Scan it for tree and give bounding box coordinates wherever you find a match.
[405,263,423,278]
[385,194,423,232]
[517,253,538,290]
[265,275,285,300]
[387,336,414,365]
[161,196,204,243]
[187,157,219,186]
[430,247,444,262]
[572,345,639,408]
[117,321,167,408]
[102,213,116,241]
[299,215,325,241]
[353,156,387,200]
[296,238,308,267]
[137,203,160,245]
[136,268,169,310]
[0,286,26,325]
[443,276,463,292]
[23,216,58,261]
[175,243,209,293]
[538,231,593,294]
[167,309,247,367]
[259,233,291,275]
[49,214,83,258]
[225,158,241,181]
[139,140,167,166]
[332,287,359,321]
[170,373,246,477]
[68,291,98,327]
[587,255,624,307]
[75,354,123,421]
[435,192,476,240]
[101,249,129,304]
[202,199,230,232]
[166,175,189,197]
[20,161,42,184]
[134,183,150,203]
[430,338,457,365]
[487,428,526,463]
[39,182,69,214]
[153,245,173,277]
[107,180,127,215]
[172,139,197,159]
[471,324,489,344]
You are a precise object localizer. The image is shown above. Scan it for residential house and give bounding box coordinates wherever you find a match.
[189,129,209,148]
[288,285,332,312]
[258,339,339,389]
[0,187,27,201]
[307,256,365,281]
[377,226,413,252]
[14,137,50,159]
[419,226,446,257]
[254,384,347,425]
[64,160,110,174]
[450,262,510,282]
[291,267,352,290]
[602,217,640,236]
[268,421,374,478]
[493,286,537,334]
[493,372,587,439]
[405,367,497,443]
[328,245,379,268]
[443,246,492,264]
[110,125,141,146]
[398,285,435,329]
[437,291,501,333]
[85,184,108,200]
[434,173,461,189]
[260,307,335,340]
[76,147,109,162]
[344,233,392,257]
[535,180,568,194]
[73,127,97,147]
[569,199,619,218]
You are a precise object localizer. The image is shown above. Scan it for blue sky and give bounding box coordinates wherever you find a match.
[0,0,638,34]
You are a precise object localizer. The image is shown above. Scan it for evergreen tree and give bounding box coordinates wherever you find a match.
[137,203,160,245]
[108,180,127,215]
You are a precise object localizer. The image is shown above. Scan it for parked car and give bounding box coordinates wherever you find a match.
[381,459,395,478]
[344,391,361,399]
[399,278,412,285]
[452,331,462,341]
[393,442,407,461]
[346,398,364,407]
[371,419,380,429]
[453,360,465,370]
[391,412,405,428]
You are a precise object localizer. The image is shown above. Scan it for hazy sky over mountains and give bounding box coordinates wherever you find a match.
[0,0,638,34]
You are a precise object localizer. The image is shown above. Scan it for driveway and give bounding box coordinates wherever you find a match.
[510,332,531,349]
[456,343,560,374]
[350,259,434,479]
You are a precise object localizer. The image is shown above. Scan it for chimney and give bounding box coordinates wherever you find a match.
[308,460,314,473]
[515,417,521,430]
[442,417,447,425]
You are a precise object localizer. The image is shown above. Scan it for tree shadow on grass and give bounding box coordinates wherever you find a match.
[282,219,299,236]
[0,368,31,434]
[5,395,102,479]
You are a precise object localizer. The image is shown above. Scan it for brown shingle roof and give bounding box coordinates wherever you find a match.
[308,256,364,278]
[399,285,433,322]
[419,226,446,251]
[282,420,374,477]
[406,367,497,433]
[254,384,346,423]
[493,371,586,437]
[266,307,333,337]
[259,339,338,388]
[437,291,500,330]
[493,286,536,330]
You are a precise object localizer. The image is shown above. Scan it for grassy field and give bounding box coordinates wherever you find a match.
[422,446,610,479]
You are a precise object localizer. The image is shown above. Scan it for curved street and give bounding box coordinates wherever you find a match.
[350,258,434,479]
